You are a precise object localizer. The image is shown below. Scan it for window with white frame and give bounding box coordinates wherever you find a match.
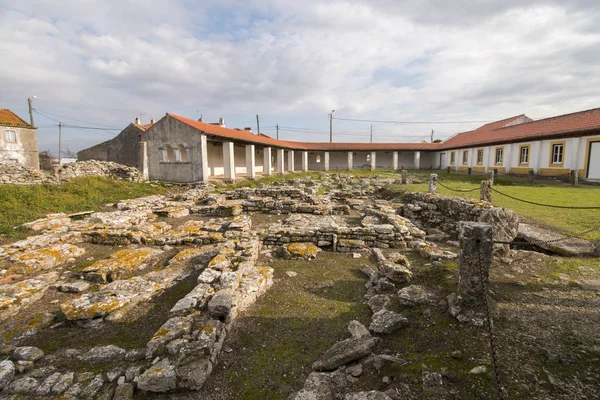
[495,148,503,165]
[477,149,484,164]
[316,154,321,163]
[520,146,529,164]
[4,130,16,143]
[551,143,564,164]
[450,152,456,165]
[462,151,468,165]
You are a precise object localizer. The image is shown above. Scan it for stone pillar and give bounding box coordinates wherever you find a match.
[245,144,256,179]
[488,171,495,186]
[480,180,492,202]
[302,151,309,172]
[467,167,472,175]
[347,152,353,171]
[139,141,149,180]
[428,174,437,194]
[370,152,376,171]
[527,170,534,183]
[324,152,330,171]
[223,141,235,181]
[277,148,285,174]
[263,147,272,176]
[414,151,421,169]
[458,221,493,307]
[392,152,399,171]
[199,134,209,183]
[288,150,295,173]
[401,169,408,184]
[570,170,579,186]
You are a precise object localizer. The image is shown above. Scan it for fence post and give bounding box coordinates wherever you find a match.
[570,170,579,186]
[488,171,494,186]
[429,174,437,194]
[468,167,472,175]
[527,170,534,183]
[401,169,408,184]
[480,180,492,202]
[458,221,493,307]
[447,166,451,173]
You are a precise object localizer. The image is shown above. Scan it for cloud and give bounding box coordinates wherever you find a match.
[0,0,599,153]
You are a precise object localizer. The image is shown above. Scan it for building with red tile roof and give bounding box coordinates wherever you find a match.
[0,109,39,170]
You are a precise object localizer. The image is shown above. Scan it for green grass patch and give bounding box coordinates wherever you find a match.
[0,177,166,238]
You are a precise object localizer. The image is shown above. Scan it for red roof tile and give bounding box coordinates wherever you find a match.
[168,113,440,151]
[0,109,34,128]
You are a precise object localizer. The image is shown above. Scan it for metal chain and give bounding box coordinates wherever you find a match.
[493,222,600,246]
[435,180,481,193]
[491,187,600,209]
[477,244,506,400]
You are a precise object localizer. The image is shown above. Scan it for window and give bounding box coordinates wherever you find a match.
[316,154,321,163]
[519,145,529,165]
[551,142,564,165]
[477,149,484,165]
[178,144,188,162]
[164,144,175,163]
[462,151,468,165]
[4,130,16,143]
[366,154,371,162]
[495,147,503,165]
[450,152,456,165]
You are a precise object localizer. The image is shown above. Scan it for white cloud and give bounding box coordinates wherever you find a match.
[0,0,599,153]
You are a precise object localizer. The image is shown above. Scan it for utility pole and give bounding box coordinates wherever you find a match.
[58,122,62,166]
[431,129,434,143]
[139,112,146,124]
[276,124,279,140]
[370,125,373,143]
[329,109,335,143]
[27,97,35,127]
[256,114,260,135]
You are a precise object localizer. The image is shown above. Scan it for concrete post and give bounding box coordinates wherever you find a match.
[223,141,235,181]
[428,174,437,194]
[245,144,256,179]
[347,152,353,171]
[277,148,285,174]
[324,152,330,171]
[414,151,421,169]
[302,151,309,172]
[401,169,408,184]
[288,150,295,173]
[370,152,376,171]
[199,134,209,183]
[392,152,399,171]
[458,221,493,307]
[263,147,272,176]
[480,180,492,202]
[139,141,149,180]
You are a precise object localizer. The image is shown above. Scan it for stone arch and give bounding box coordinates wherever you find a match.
[165,144,175,163]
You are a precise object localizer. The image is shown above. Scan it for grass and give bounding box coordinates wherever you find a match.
[0,176,167,238]
[398,170,600,241]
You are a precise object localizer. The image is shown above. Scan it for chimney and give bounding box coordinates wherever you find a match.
[135,117,140,125]
[198,115,203,122]
[244,127,252,132]
[150,118,155,124]
[219,118,225,127]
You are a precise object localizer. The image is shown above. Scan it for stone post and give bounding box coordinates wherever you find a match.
[245,144,255,179]
[347,152,353,171]
[288,150,295,173]
[570,170,579,186]
[428,174,437,194]
[488,171,494,186]
[467,167,472,175]
[527,170,534,183]
[223,141,235,182]
[392,152,399,171]
[199,134,209,183]
[302,151,309,172]
[458,221,493,307]
[447,166,451,173]
[263,147,272,176]
[401,169,408,184]
[277,148,285,174]
[480,180,492,202]
[324,152,330,171]
[370,152,376,171]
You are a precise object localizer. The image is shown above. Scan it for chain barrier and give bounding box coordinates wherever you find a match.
[491,187,600,209]
[476,244,506,400]
[434,179,481,193]
[493,222,600,246]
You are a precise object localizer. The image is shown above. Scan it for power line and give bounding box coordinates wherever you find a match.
[33,109,121,129]
[333,116,491,124]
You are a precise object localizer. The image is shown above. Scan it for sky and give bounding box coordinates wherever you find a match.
[1,0,599,156]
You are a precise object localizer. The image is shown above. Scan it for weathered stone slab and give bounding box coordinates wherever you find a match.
[82,247,162,283]
[137,359,177,392]
[8,244,84,274]
[518,223,594,257]
[312,337,377,371]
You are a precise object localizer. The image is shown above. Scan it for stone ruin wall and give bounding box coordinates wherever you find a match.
[0,160,145,185]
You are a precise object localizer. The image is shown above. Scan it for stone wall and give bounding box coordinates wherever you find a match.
[77,123,143,167]
[0,160,144,185]
[399,192,519,256]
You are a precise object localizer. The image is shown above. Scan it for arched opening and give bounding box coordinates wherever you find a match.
[366,153,371,162]
[178,144,188,162]
[165,144,175,163]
